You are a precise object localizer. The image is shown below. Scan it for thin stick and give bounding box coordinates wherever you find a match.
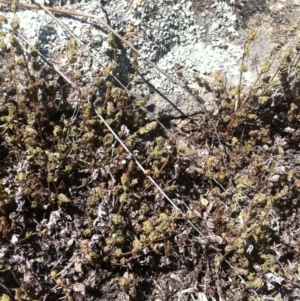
[93,105,204,237]
[15,30,76,88]
[32,1,131,93]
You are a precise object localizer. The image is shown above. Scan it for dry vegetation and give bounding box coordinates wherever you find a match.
[1,2,300,301]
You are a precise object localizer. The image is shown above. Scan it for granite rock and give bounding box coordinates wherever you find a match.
[1,0,299,119]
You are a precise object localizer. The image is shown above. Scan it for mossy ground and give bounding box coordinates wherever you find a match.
[1,5,300,301]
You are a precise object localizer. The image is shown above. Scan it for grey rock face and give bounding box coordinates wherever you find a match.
[1,0,300,119]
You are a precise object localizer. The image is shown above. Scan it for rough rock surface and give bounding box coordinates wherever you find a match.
[1,0,300,119]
